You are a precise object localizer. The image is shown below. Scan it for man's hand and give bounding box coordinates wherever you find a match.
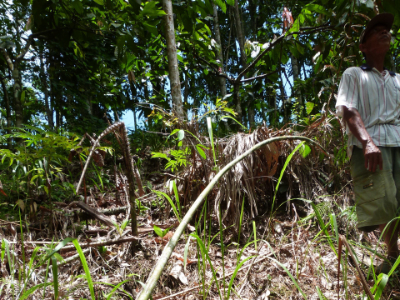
[363,139,383,172]
[343,106,383,172]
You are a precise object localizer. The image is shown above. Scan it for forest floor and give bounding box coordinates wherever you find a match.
[1,124,400,299]
[1,179,400,300]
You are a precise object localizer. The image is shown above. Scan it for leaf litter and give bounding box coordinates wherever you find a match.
[0,120,399,299]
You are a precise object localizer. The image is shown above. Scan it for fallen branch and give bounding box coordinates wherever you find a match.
[137,135,325,300]
[60,236,141,254]
[73,201,117,227]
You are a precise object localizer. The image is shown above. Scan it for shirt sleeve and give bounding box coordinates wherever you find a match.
[336,71,359,117]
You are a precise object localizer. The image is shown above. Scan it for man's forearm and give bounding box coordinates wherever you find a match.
[342,106,382,172]
[343,106,373,148]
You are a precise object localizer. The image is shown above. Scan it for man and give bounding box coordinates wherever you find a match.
[336,13,400,274]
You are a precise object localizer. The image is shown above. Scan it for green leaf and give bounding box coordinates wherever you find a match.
[1,239,6,262]
[154,190,181,222]
[226,0,234,6]
[153,225,171,238]
[93,0,104,5]
[373,273,388,299]
[306,102,314,115]
[71,0,84,14]
[177,129,185,141]
[298,144,311,158]
[303,4,330,15]
[220,115,247,129]
[143,22,158,35]
[151,152,170,161]
[43,237,75,262]
[21,90,26,102]
[196,144,207,159]
[213,0,226,13]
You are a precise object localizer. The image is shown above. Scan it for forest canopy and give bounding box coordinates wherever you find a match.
[1,0,399,136]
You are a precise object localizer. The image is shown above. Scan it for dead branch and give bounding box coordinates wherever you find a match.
[72,201,117,227]
[59,236,141,254]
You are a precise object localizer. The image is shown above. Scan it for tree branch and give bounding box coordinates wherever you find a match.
[240,69,280,83]
[196,56,234,83]
[0,48,14,71]
[16,28,67,63]
[236,25,333,82]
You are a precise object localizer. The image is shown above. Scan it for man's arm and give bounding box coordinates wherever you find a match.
[342,106,382,172]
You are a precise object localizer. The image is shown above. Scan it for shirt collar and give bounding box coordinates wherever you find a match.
[360,63,396,77]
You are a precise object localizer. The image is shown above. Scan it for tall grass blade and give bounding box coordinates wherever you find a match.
[330,214,339,243]
[104,279,133,300]
[272,141,305,212]
[51,256,59,299]
[206,117,217,167]
[43,237,74,261]
[1,239,5,262]
[267,257,308,299]
[19,282,53,300]
[237,196,245,264]
[253,221,257,251]
[218,205,226,299]
[316,286,326,299]
[226,256,254,300]
[372,273,388,299]
[154,190,181,222]
[183,236,191,271]
[311,203,337,256]
[190,233,222,299]
[72,239,95,300]
[172,180,181,218]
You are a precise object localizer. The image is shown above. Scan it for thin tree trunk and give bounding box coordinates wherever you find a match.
[40,50,53,129]
[1,78,12,148]
[233,1,247,68]
[86,96,92,116]
[279,72,288,124]
[212,2,226,98]
[290,52,303,118]
[128,81,138,131]
[163,0,185,120]
[12,66,23,129]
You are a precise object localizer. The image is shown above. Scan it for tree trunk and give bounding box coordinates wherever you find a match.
[212,2,226,98]
[40,50,53,130]
[163,0,185,120]
[279,72,288,124]
[233,1,247,68]
[1,78,12,148]
[12,65,23,129]
[128,81,138,131]
[232,2,254,126]
[290,52,303,118]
